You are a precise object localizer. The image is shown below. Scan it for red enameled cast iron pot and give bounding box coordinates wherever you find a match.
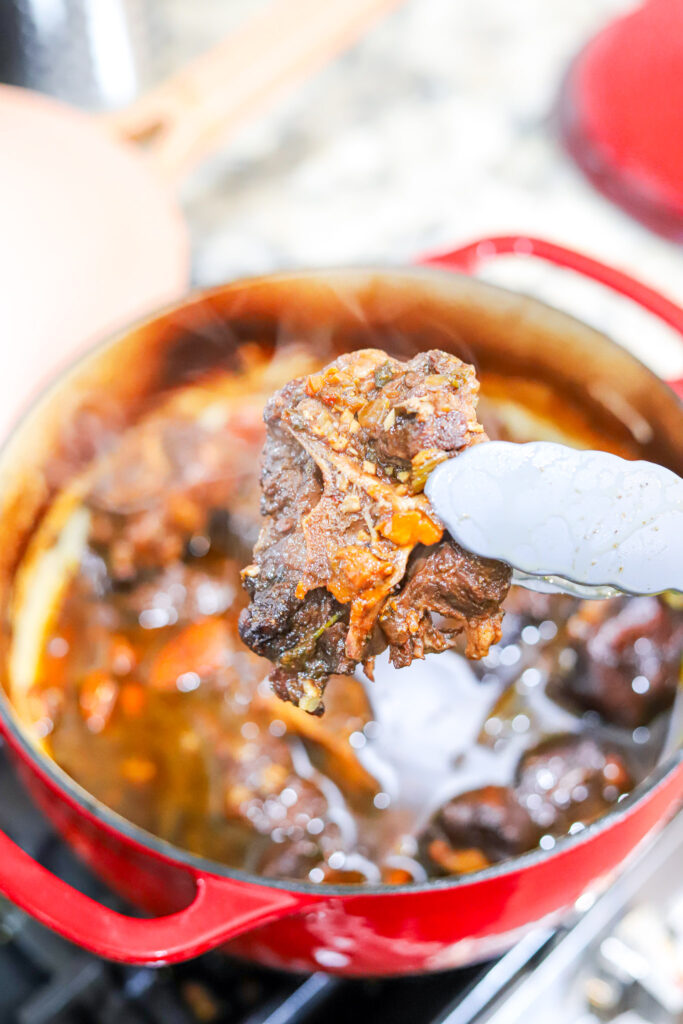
[0,237,681,975]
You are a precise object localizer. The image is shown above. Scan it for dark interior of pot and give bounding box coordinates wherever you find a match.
[0,269,681,887]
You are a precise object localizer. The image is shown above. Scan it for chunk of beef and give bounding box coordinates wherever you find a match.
[85,350,316,582]
[87,404,263,582]
[240,349,511,713]
[185,704,343,868]
[381,542,511,664]
[421,785,539,875]
[548,597,683,729]
[515,733,633,835]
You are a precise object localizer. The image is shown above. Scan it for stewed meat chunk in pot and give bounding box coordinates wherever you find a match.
[421,785,539,875]
[548,597,683,728]
[514,734,633,834]
[239,349,511,713]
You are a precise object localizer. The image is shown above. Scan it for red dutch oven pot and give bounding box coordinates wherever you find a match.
[0,236,681,975]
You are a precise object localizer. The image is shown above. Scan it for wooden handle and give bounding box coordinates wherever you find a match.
[104,0,403,184]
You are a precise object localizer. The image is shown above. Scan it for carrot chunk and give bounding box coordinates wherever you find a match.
[148,618,229,692]
[379,510,443,547]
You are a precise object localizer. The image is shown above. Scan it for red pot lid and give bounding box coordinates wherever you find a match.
[559,0,683,239]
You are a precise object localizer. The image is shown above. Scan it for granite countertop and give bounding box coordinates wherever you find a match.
[162,0,682,379]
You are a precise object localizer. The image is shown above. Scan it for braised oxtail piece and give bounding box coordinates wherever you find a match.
[239,349,511,713]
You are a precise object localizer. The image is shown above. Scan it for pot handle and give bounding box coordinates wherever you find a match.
[420,234,683,397]
[0,827,306,964]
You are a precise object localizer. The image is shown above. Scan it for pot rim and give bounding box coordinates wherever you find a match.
[1,265,681,899]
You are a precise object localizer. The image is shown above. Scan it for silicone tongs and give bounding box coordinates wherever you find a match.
[426,441,683,599]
